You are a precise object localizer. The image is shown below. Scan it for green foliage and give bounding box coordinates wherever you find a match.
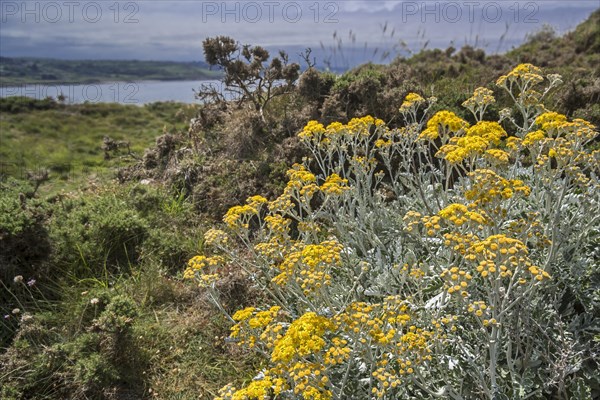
[297,68,336,103]
[0,290,146,399]
[0,268,253,399]
[0,178,51,293]
[0,178,36,236]
[331,63,386,92]
[49,192,149,277]
[0,96,59,113]
[507,9,600,74]
[0,99,192,186]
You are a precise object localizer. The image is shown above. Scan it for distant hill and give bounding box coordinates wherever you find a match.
[0,58,221,85]
[506,8,600,74]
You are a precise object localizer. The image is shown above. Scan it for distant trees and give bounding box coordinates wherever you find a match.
[199,36,300,121]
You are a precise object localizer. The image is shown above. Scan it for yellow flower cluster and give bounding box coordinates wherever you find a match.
[351,156,378,171]
[272,240,343,294]
[286,164,317,189]
[371,328,434,397]
[183,255,224,284]
[271,312,335,363]
[465,234,551,282]
[485,148,510,164]
[419,110,469,140]
[371,358,403,396]
[287,362,331,400]
[298,116,384,142]
[347,115,385,135]
[254,237,288,259]
[398,327,434,354]
[400,263,426,280]
[298,120,326,140]
[522,129,546,146]
[266,164,318,212]
[223,310,337,400]
[462,87,495,109]
[249,307,281,329]
[437,121,507,164]
[506,136,522,151]
[464,169,531,207]
[268,191,295,213]
[264,214,291,236]
[230,306,282,349]
[438,203,488,227]
[320,174,350,195]
[563,118,597,142]
[403,210,425,233]
[203,228,229,247]
[232,306,256,322]
[466,121,507,145]
[223,195,267,229]
[223,204,258,229]
[335,297,412,341]
[323,337,351,365]
[496,63,544,88]
[535,111,568,135]
[441,266,473,296]
[330,298,435,398]
[467,300,488,317]
[265,165,352,215]
[374,138,393,148]
[443,232,480,255]
[399,92,425,112]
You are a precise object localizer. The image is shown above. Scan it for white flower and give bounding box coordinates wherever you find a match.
[13,275,23,283]
[90,298,100,305]
[21,313,33,323]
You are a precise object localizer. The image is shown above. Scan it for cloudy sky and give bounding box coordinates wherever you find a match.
[0,1,598,67]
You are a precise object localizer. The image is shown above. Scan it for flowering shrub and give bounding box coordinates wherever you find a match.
[185,64,599,399]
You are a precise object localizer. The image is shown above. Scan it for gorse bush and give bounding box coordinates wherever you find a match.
[185,64,600,399]
[50,192,149,276]
[0,290,146,400]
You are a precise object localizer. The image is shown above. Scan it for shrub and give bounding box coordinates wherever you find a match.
[199,36,300,121]
[1,180,50,348]
[0,291,145,399]
[49,192,149,277]
[186,65,600,399]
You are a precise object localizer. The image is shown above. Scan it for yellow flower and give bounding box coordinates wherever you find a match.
[400,92,425,112]
[299,120,325,139]
[419,111,469,140]
[320,174,350,195]
[271,312,335,363]
[204,228,229,246]
[496,63,543,88]
[462,87,495,109]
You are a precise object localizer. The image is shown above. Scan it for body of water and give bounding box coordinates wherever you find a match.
[0,80,231,105]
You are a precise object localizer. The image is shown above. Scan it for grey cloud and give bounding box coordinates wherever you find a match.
[0,1,597,62]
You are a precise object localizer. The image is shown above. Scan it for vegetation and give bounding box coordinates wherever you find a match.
[0,98,195,192]
[0,57,220,85]
[193,65,599,399]
[198,36,300,121]
[1,10,599,400]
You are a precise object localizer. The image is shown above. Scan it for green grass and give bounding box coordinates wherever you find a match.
[0,57,221,85]
[0,99,197,191]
